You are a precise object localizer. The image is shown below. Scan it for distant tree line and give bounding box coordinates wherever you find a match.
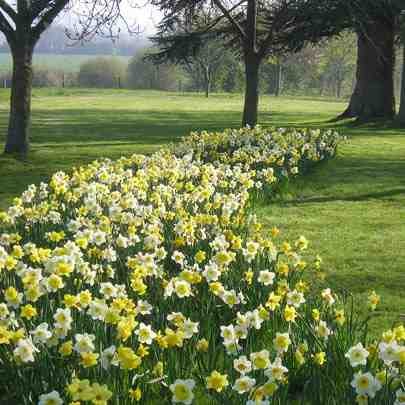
[4,34,402,102]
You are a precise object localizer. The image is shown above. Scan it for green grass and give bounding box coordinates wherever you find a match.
[0,88,404,332]
[0,53,131,74]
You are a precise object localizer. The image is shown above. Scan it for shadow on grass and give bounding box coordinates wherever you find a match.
[283,188,405,204]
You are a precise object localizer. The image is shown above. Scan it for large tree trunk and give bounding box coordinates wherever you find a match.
[4,41,34,156]
[339,18,396,121]
[399,45,405,125]
[242,55,260,127]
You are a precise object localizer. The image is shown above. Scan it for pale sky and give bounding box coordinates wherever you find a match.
[61,2,163,36]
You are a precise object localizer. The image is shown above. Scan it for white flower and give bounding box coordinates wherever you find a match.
[286,290,305,307]
[264,357,288,381]
[169,379,195,404]
[14,338,39,363]
[181,319,199,339]
[91,230,106,246]
[74,333,95,353]
[345,343,369,367]
[172,250,185,266]
[246,400,269,405]
[351,371,382,398]
[220,325,237,345]
[135,322,156,345]
[174,280,192,298]
[321,288,335,306]
[53,308,73,330]
[87,299,108,321]
[250,350,270,370]
[38,390,63,405]
[100,282,118,299]
[378,341,401,366]
[316,320,331,340]
[395,389,405,405]
[202,262,221,281]
[233,376,256,394]
[233,355,252,375]
[136,300,153,315]
[101,345,116,370]
[273,332,291,353]
[31,323,52,344]
[257,270,275,286]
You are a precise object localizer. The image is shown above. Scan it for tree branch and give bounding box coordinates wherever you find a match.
[0,1,17,21]
[0,9,15,44]
[212,0,247,39]
[32,0,69,38]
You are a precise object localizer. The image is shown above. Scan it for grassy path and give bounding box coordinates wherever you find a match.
[0,89,404,331]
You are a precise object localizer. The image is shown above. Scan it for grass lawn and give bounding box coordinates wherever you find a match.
[0,88,404,332]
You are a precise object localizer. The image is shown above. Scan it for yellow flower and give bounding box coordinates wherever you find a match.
[129,387,142,401]
[368,291,380,311]
[80,352,99,368]
[333,309,345,326]
[270,227,280,238]
[262,381,278,396]
[63,294,79,308]
[206,370,229,392]
[78,290,92,308]
[153,361,164,376]
[20,304,37,320]
[0,326,12,344]
[284,305,297,322]
[314,352,326,366]
[244,270,253,285]
[312,309,320,322]
[117,346,141,370]
[196,338,209,352]
[194,250,206,264]
[59,340,73,357]
[266,292,281,311]
[136,344,149,358]
[393,325,405,342]
[91,383,112,404]
[164,328,184,348]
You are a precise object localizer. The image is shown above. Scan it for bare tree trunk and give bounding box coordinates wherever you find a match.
[274,62,282,97]
[399,45,405,125]
[339,18,396,121]
[242,55,260,127]
[4,41,34,156]
[204,65,210,98]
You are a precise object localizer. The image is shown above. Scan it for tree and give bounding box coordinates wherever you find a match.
[334,0,404,121]
[0,1,131,156]
[151,0,351,127]
[399,13,405,125]
[127,48,184,91]
[78,57,126,88]
[319,32,356,98]
[182,37,230,97]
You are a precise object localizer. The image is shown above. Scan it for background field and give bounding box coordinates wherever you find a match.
[0,88,404,332]
[0,53,131,74]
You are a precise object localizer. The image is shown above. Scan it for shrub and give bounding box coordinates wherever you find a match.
[127,50,183,91]
[78,57,126,88]
[0,127,403,405]
[32,67,65,87]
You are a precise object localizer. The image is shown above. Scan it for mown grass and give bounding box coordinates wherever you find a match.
[0,88,404,332]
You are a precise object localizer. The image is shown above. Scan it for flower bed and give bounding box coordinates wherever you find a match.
[0,127,403,405]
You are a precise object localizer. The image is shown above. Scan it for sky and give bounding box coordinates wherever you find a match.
[60,2,163,36]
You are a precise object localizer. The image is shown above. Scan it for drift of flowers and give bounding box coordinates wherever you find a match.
[0,127,403,405]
